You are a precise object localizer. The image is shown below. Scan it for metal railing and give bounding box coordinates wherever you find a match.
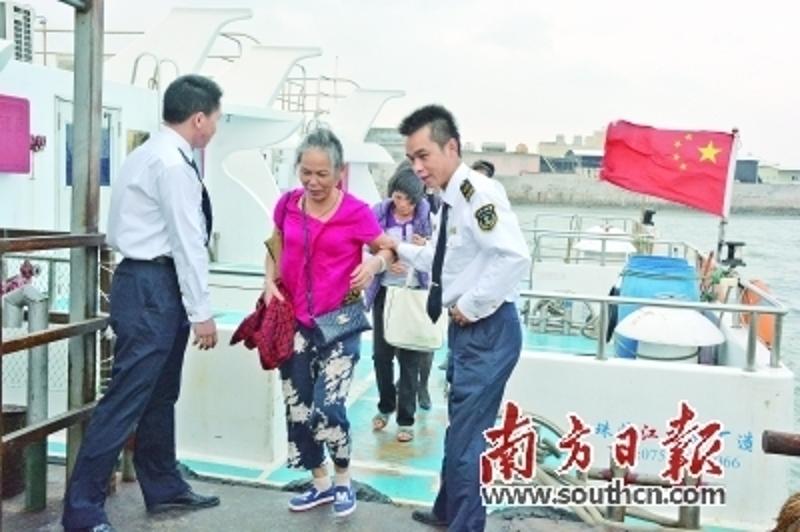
[528,213,640,234]
[1,231,108,508]
[206,257,787,371]
[32,25,360,125]
[518,286,788,371]
[33,28,256,65]
[527,230,702,266]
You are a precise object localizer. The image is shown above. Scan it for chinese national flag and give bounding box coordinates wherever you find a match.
[600,121,736,217]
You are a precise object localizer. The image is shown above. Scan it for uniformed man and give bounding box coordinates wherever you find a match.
[62,75,222,532]
[394,105,530,531]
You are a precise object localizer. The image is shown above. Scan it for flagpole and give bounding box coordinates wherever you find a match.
[717,128,739,259]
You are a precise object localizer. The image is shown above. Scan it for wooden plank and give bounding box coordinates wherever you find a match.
[0,233,105,254]
[1,317,107,356]
[1,403,96,452]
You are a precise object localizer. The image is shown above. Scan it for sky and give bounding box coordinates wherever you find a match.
[26,0,800,167]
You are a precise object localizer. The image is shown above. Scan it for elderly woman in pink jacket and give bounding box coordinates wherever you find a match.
[262,128,394,519]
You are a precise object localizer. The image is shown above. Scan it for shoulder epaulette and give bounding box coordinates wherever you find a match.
[460,179,475,201]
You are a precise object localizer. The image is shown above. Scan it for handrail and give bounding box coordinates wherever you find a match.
[520,289,788,315]
[129,51,158,86]
[0,232,105,253]
[530,213,640,232]
[2,317,108,356]
[1,402,97,453]
[739,278,784,308]
[528,228,699,249]
[518,289,788,370]
[527,229,703,265]
[36,27,265,65]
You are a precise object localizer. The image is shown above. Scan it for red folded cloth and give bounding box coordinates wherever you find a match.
[230,280,295,370]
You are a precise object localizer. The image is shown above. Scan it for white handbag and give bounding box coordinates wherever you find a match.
[383,270,447,351]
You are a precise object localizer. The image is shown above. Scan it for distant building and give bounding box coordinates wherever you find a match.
[367,127,540,177]
[758,163,800,184]
[537,129,606,158]
[537,129,606,178]
[480,141,506,153]
[732,159,799,184]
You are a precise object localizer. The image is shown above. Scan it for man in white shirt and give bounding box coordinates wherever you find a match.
[396,105,530,532]
[62,75,222,532]
[436,158,503,372]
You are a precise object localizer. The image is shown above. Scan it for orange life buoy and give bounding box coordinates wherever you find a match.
[739,279,775,347]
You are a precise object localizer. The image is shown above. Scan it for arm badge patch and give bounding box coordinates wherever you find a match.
[475,204,498,231]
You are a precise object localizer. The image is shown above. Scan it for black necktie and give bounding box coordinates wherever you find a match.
[426,203,449,323]
[178,149,213,244]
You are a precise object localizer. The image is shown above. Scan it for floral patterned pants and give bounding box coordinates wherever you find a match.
[279,327,360,470]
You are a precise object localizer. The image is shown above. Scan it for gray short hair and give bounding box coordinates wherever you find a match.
[295,128,344,172]
[387,160,424,204]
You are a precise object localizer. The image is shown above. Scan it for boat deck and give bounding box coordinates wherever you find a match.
[3,466,592,531]
[12,324,767,531]
[6,339,590,530]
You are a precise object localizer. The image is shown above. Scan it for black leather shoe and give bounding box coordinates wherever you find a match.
[411,509,447,527]
[147,490,220,514]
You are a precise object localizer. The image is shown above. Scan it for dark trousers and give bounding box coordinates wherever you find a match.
[431,302,521,532]
[279,325,360,470]
[62,259,191,529]
[372,286,431,427]
[418,351,433,403]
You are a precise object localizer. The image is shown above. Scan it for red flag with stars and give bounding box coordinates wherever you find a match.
[600,121,736,217]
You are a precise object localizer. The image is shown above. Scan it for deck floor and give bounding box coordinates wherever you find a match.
[2,465,592,531]
[2,340,597,531]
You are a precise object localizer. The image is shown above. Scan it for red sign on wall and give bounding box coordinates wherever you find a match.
[0,94,31,173]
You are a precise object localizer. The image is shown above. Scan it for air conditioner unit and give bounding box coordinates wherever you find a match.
[0,2,34,63]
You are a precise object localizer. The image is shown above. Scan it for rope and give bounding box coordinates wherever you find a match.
[528,412,703,531]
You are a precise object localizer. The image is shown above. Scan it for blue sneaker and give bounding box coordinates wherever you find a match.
[332,484,357,517]
[288,485,335,511]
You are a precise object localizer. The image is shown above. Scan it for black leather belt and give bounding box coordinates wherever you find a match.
[151,255,174,265]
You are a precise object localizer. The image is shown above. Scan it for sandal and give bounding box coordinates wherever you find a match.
[397,427,414,442]
[372,413,389,431]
